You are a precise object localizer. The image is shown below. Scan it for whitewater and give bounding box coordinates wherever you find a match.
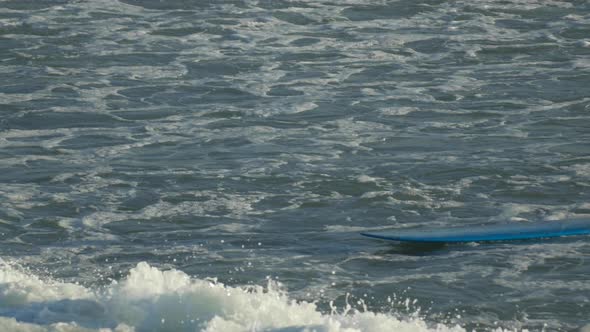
[1,0,590,330]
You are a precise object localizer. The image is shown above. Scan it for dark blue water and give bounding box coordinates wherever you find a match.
[1,0,590,331]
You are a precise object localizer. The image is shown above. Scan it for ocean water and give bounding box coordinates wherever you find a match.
[1,0,590,331]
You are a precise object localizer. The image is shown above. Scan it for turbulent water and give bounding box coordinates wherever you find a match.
[1,0,590,331]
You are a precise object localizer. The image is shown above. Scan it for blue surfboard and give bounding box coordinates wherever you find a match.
[361,219,590,243]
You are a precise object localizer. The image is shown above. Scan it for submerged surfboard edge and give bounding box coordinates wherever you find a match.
[361,219,590,243]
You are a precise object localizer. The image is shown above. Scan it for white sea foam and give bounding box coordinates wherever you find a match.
[356,175,379,184]
[0,261,475,332]
[491,202,590,223]
[380,107,418,116]
[80,192,264,229]
[360,191,393,199]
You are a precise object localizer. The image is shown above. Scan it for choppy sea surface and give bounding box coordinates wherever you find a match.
[1,0,590,331]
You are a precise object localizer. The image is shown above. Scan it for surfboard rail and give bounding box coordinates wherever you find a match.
[361,219,590,243]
